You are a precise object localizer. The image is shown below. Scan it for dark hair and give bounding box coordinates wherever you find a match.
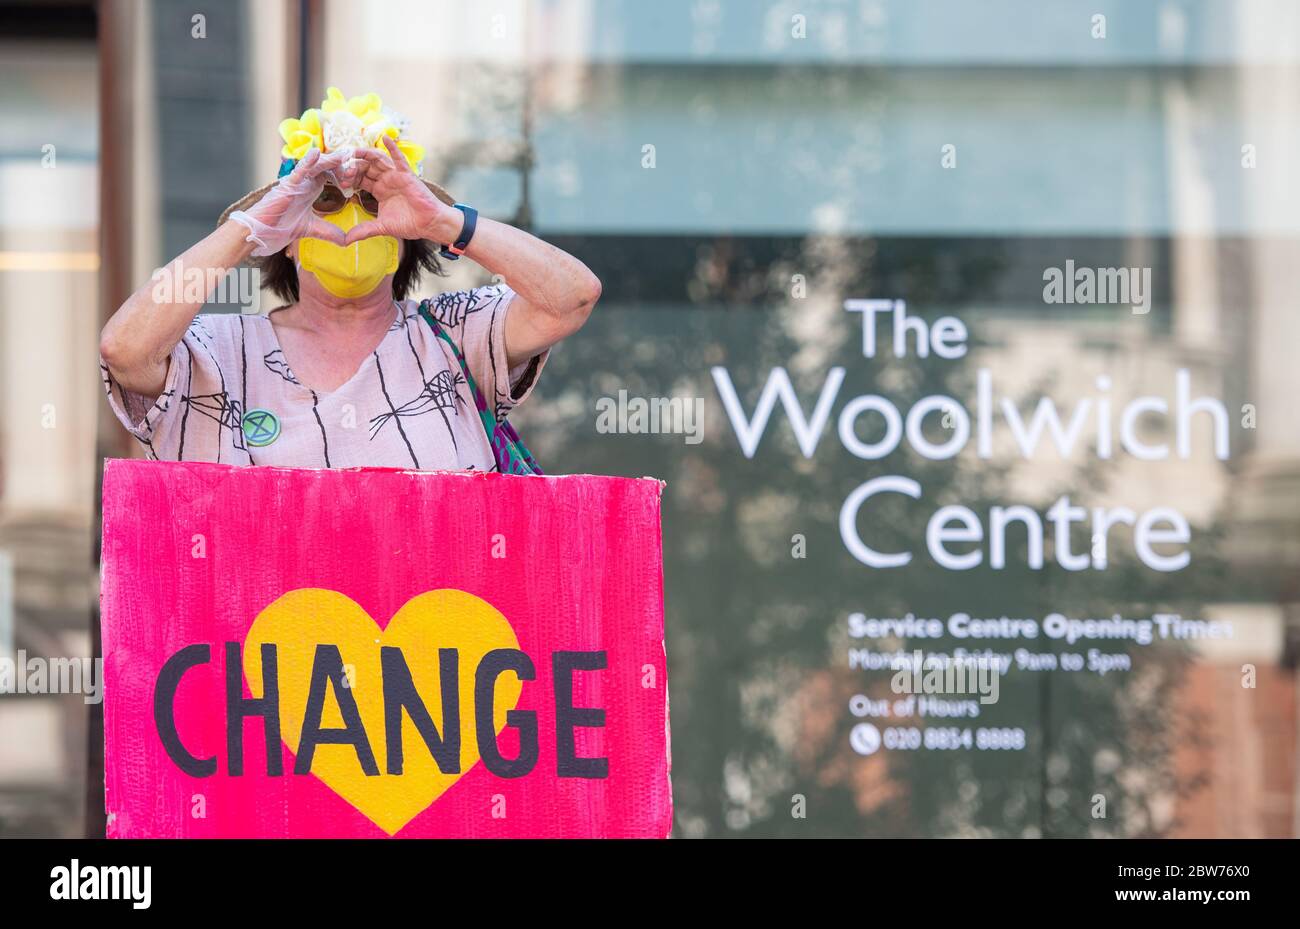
[255,238,446,303]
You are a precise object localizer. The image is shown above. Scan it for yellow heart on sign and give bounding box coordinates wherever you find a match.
[243,588,521,836]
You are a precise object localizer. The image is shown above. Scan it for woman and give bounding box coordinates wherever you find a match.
[99,89,599,471]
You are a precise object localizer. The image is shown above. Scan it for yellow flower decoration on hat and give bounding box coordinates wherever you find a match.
[278,87,425,172]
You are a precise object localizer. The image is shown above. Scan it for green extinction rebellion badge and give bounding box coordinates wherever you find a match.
[241,408,281,447]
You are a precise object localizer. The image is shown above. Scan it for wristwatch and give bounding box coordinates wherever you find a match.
[440,204,478,260]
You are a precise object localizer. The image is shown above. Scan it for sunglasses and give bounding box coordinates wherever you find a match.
[313,184,379,216]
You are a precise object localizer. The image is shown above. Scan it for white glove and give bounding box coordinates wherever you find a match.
[228,148,356,256]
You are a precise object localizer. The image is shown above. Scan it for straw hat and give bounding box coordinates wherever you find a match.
[216,87,456,229]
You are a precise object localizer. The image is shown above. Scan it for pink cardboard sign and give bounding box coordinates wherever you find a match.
[100,460,671,838]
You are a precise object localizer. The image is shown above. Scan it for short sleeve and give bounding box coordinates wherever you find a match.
[425,284,548,421]
[99,340,189,453]
[98,316,233,459]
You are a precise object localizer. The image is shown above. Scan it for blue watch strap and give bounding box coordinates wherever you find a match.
[440,204,478,260]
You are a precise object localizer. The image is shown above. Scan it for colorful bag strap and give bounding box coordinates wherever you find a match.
[417,300,543,475]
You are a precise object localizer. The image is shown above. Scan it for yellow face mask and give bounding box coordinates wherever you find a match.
[298,200,399,299]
